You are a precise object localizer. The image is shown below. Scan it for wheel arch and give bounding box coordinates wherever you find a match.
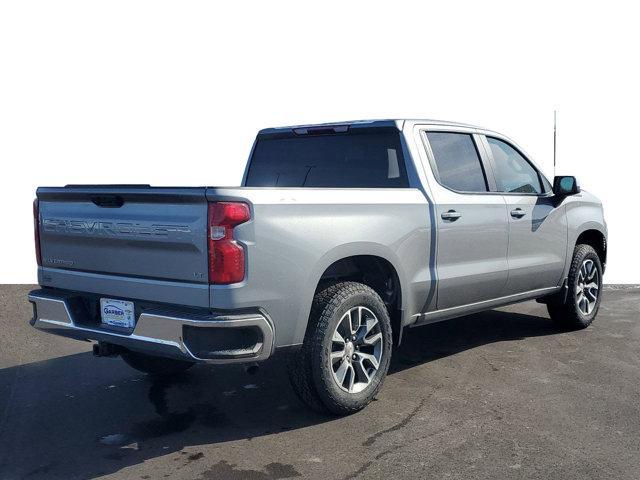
[295,244,407,347]
[575,228,607,270]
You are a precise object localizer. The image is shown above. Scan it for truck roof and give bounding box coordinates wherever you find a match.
[258,119,487,135]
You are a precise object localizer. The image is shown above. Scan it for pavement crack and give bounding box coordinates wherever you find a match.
[362,387,439,447]
[351,413,490,478]
[340,461,373,480]
[481,355,500,372]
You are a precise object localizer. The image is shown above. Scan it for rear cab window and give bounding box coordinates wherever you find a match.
[245,127,409,188]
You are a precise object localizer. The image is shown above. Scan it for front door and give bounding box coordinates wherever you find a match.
[483,136,568,295]
[422,130,510,310]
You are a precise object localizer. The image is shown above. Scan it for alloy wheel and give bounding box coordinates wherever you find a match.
[576,258,599,315]
[330,306,383,393]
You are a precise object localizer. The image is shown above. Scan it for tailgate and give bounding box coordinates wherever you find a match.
[37,186,208,284]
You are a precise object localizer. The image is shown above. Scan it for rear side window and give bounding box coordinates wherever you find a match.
[487,137,542,194]
[245,129,409,188]
[426,132,488,192]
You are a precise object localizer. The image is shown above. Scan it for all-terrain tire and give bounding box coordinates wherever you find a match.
[288,282,393,415]
[121,351,195,376]
[547,244,603,329]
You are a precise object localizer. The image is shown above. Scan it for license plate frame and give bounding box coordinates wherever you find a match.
[100,298,135,329]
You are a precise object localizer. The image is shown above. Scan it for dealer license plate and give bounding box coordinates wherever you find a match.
[100,298,135,328]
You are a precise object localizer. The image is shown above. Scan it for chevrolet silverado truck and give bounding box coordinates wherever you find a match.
[29,119,607,414]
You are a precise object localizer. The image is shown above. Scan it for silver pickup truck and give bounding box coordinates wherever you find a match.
[29,119,607,414]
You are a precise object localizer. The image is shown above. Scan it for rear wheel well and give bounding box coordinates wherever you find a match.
[316,256,403,345]
[576,230,606,270]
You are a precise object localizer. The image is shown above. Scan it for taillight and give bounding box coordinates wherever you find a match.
[208,202,250,284]
[33,198,42,266]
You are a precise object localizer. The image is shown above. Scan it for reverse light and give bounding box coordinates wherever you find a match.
[208,202,250,284]
[33,198,42,266]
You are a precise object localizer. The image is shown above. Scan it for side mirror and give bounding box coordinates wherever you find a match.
[553,175,580,197]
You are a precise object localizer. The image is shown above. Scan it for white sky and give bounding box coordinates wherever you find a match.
[1,0,638,283]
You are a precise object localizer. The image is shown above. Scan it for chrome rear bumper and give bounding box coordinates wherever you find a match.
[28,290,274,364]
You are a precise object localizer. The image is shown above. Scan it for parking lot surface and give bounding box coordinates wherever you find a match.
[1,285,639,480]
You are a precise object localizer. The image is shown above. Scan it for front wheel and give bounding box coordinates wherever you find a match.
[547,244,603,329]
[288,282,393,415]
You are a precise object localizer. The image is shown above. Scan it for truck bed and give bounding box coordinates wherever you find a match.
[36,185,430,347]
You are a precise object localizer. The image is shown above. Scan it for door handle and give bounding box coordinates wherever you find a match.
[510,208,526,218]
[441,210,462,221]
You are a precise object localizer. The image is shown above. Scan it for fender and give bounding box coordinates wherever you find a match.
[291,242,410,346]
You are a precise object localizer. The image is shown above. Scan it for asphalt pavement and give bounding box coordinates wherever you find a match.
[1,285,639,480]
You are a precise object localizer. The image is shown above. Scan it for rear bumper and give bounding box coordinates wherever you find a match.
[28,289,274,364]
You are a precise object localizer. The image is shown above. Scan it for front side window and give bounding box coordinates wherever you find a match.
[487,137,542,194]
[426,132,488,192]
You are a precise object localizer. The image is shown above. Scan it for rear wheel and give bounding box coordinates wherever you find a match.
[288,282,393,415]
[121,351,195,376]
[547,244,603,329]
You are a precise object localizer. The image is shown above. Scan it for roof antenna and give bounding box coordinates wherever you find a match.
[553,110,557,177]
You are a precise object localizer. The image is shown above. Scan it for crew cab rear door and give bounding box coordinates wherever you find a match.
[420,128,509,310]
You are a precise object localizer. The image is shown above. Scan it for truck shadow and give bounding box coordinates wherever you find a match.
[1,308,563,479]
[390,308,563,372]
